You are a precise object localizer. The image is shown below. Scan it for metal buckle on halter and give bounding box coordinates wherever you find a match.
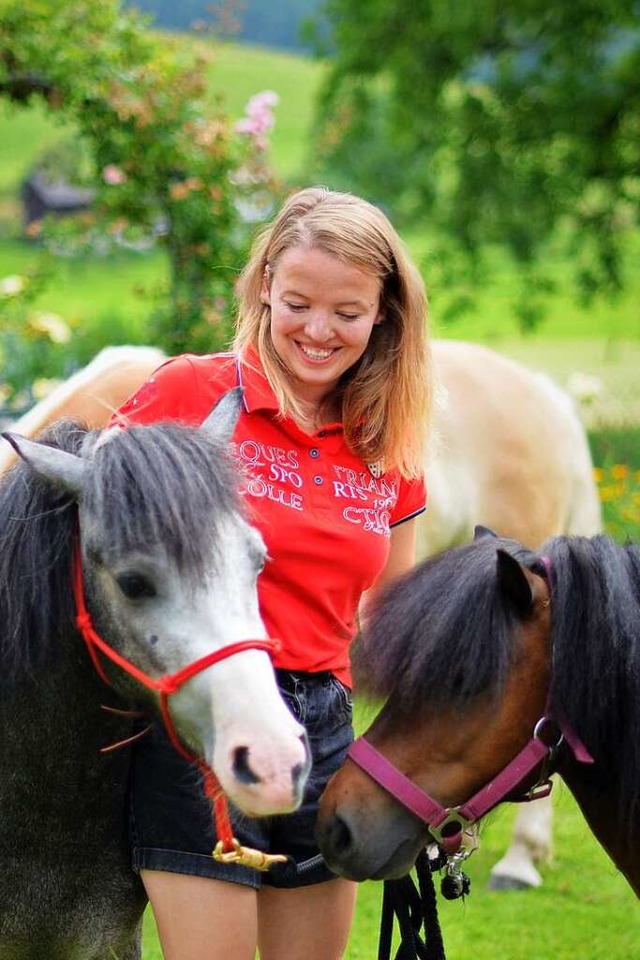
[428,808,476,852]
[533,715,564,749]
[522,778,554,802]
[534,716,564,766]
[520,716,564,802]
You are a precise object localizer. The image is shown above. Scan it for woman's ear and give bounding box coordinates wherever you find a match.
[260,265,271,306]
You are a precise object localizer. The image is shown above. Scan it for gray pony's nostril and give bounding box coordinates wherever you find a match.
[232,746,261,785]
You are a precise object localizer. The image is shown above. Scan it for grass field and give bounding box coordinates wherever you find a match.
[2,33,640,960]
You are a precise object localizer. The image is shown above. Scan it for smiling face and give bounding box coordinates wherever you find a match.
[262,245,383,408]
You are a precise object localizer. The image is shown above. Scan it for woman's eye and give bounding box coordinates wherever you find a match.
[337,313,359,321]
[286,302,307,312]
[116,572,157,600]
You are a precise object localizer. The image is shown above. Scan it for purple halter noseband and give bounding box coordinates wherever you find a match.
[348,556,594,857]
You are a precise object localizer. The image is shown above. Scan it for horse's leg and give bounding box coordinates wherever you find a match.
[487,791,554,890]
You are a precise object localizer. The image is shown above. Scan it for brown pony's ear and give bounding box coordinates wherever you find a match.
[474,525,497,540]
[496,549,534,617]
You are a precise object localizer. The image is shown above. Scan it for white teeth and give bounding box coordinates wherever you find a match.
[300,345,333,360]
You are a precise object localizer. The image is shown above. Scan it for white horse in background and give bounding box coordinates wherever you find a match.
[0,339,602,890]
[421,340,602,889]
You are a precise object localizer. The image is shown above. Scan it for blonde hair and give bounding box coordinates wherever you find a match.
[233,186,432,479]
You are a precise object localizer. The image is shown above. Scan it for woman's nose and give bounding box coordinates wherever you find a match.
[304,312,332,341]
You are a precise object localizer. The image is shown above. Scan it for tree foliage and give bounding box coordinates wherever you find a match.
[0,0,280,392]
[313,0,640,325]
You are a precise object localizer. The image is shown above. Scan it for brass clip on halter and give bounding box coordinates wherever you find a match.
[213,838,288,872]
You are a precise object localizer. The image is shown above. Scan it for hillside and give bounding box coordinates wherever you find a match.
[125,0,324,52]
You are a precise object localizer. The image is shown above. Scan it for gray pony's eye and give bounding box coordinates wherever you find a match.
[116,571,157,600]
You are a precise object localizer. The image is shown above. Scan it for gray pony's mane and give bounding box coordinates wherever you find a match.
[0,418,240,687]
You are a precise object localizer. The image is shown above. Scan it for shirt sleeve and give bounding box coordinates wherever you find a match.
[108,355,207,428]
[389,473,427,527]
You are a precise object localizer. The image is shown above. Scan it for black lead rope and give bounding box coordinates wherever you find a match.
[378,851,447,960]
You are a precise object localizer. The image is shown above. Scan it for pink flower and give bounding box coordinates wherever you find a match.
[102,164,127,185]
[234,90,279,150]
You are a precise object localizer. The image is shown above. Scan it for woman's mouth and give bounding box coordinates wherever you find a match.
[298,343,336,362]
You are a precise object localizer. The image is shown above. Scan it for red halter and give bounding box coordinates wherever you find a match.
[73,547,281,852]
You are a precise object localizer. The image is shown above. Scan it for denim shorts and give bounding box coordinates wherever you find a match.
[129,670,353,889]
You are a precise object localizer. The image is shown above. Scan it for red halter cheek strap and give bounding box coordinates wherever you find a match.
[72,546,281,853]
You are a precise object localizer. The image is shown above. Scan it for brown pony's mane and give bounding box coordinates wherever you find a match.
[354,536,539,712]
[355,533,640,824]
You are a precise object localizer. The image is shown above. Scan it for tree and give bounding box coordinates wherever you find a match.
[0,0,280,397]
[312,0,640,327]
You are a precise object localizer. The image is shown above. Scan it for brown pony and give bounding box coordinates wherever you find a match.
[316,528,640,899]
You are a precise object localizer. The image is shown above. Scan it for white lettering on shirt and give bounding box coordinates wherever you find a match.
[246,476,303,511]
[231,435,399,531]
[343,506,391,537]
[332,464,397,500]
[236,439,300,470]
[332,481,368,501]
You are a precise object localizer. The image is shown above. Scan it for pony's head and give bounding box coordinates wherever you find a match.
[318,529,553,880]
[2,390,310,818]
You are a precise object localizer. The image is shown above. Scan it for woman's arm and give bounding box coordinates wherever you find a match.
[360,516,420,622]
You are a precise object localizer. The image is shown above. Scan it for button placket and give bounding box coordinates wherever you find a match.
[308,446,325,492]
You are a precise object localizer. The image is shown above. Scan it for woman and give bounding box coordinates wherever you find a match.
[114,186,432,959]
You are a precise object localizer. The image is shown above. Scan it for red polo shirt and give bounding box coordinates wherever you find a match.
[112,351,426,687]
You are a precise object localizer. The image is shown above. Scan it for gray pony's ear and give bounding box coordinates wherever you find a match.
[474,525,498,540]
[496,548,534,618]
[201,387,244,446]
[2,432,87,497]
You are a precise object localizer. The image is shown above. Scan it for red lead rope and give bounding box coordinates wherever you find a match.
[72,547,281,852]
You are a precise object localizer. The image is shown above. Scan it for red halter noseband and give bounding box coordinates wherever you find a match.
[73,547,280,852]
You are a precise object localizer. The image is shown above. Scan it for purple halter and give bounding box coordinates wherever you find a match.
[348,556,594,856]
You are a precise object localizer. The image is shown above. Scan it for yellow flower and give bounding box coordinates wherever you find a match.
[28,312,72,344]
[592,466,604,483]
[599,484,625,503]
[610,464,629,480]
